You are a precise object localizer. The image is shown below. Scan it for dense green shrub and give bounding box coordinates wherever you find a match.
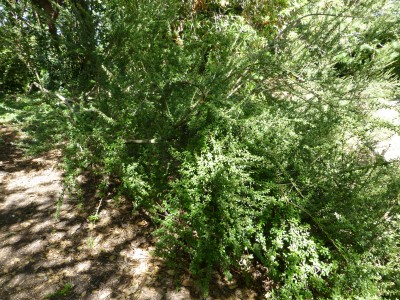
[1,0,399,298]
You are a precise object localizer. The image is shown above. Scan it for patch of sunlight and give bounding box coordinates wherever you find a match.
[0,246,13,264]
[7,172,56,189]
[370,105,400,161]
[373,108,400,125]
[120,248,150,276]
[375,134,400,161]
[20,239,46,254]
[0,112,19,123]
[30,220,53,233]
[75,260,92,273]
[131,248,149,260]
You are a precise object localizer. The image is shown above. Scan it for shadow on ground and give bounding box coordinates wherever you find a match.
[0,124,259,300]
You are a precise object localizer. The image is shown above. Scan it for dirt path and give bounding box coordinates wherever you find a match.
[0,124,257,300]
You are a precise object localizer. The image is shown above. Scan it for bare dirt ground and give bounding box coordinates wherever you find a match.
[0,124,259,300]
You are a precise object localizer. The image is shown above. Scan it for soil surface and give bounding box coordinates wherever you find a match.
[0,124,259,300]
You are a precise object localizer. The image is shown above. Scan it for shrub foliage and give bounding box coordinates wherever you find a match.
[1,0,400,298]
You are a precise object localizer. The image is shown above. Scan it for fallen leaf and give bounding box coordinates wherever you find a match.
[137,220,148,227]
[182,278,194,287]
